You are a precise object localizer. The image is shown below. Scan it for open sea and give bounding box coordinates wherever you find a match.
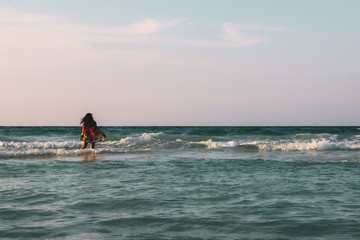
[1,126,360,240]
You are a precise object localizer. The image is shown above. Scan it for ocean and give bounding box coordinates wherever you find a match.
[0,126,360,239]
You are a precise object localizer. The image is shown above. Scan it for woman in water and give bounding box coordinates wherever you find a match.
[79,113,106,149]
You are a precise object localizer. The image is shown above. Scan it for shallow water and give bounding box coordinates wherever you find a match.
[1,127,360,239]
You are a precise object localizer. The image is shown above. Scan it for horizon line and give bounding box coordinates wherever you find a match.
[0,125,359,127]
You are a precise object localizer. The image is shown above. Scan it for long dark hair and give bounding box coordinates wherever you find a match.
[80,113,97,127]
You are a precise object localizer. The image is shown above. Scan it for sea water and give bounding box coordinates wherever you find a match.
[0,126,360,239]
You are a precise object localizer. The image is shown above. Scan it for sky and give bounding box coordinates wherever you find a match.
[1,0,360,126]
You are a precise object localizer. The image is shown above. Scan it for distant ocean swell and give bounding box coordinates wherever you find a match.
[1,130,360,159]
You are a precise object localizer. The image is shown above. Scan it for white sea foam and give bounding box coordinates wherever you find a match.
[103,132,161,149]
[257,139,333,152]
[0,141,80,149]
[194,138,360,152]
[119,133,160,144]
[0,140,87,159]
[198,139,237,149]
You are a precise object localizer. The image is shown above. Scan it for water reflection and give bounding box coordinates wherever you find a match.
[81,154,103,162]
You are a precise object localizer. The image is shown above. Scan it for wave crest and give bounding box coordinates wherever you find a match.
[1,131,360,159]
[194,138,360,152]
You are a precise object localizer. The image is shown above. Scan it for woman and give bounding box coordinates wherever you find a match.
[79,113,106,149]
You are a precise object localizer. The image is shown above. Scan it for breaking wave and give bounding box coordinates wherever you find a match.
[1,130,360,159]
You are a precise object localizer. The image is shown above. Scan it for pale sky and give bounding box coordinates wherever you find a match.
[1,0,360,126]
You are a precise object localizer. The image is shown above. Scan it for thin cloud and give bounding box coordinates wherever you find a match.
[221,23,265,47]
[0,9,179,35]
[0,9,56,24]
[77,18,180,35]
[0,9,288,49]
[219,22,291,47]
[229,22,291,31]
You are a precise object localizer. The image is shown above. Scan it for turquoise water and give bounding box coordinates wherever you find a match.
[1,127,360,239]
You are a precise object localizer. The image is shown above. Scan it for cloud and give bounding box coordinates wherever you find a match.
[0,9,56,24]
[74,18,180,36]
[0,9,289,54]
[219,22,291,47]
[221,23,265,47]
[109,18,178,35]
[228,22,291,31]
[0,9,179,38]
